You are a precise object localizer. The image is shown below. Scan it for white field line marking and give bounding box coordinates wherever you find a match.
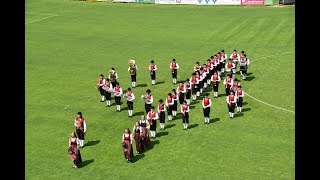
[25,12,58,16]
[250,51,294,63]
[245,52,295,113]
[25,14,58,24]
[246,92,295,114]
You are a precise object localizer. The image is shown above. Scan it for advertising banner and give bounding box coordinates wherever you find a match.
[240,0,265,5]
[155,0,241,5]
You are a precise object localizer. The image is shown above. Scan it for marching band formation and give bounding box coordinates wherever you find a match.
[69,49,251,166]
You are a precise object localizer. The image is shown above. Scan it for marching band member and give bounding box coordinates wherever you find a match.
[147,106,159,139]
[211,71,221,98]
[190,73,197,102]
[104,78,113,107]
[97,74,106,102]
[235,86,245,113]
[128,60,138,88]
[170,58,180,84]
[195,71,202,97]
[141,89,153,114]
[74,112,86,148]
[239,54,250,80]
[220,50,227,74]
[226,90,237,119]
[123,87,135,118]
[149,60,158,86]
[200,66,206,93]
[214,53,221,76]
[177,82,186,105]
[229,50,240,75]
[122,128,134,163]
[181,100,190,130]
[68,132,82,168]
[193,61,201,72]
[139,115,150,148]
[223,74,234,97]
[205,59,212,86]
[132,121,143,154]
[157,99,166,130]
[185,79,192,105]
[171,89,179,118]
[113,82,123,112]
[165,93,174,122]
[202,93,212,125]
[230,78,241,93]
[108,67,118,88]
[225,58,236,77]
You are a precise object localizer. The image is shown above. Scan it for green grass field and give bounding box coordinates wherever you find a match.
[26,1,295,179]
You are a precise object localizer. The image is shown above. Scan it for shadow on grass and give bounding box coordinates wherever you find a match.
[218,93,226,98]
[189,105,195,109]
[188,123,199,129]
[234,113,244,118]
[209,118,220,124]
[244,76,255,81]
[165,123,176,129]
[131,153,145,163]
[144,140,160,152]
[157,131,169,137]
[191,100,200,105]
[84,140,100,147]
[136,84,148,87]
[243,102,248,106]
[121,106,128,111]
[132,111,144,116]
[155,81,165,85]
[241,108,251,112]
[78,159,94,168]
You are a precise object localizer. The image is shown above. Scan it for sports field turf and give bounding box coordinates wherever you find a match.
[26,1,294,179]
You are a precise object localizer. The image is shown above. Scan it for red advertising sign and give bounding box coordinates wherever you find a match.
[241,0,265,5]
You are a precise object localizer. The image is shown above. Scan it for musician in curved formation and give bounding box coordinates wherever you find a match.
[113,82,123,112]
[74,112,86,148]
[149,60,157,86]
[128,60,138,88]
[97,74,106,102]
[146,106,159,139]
[108,67,118,88]
[104,78,113,107]
[123,87,135,118]
[141,89,153,114]
[170,58,179,84]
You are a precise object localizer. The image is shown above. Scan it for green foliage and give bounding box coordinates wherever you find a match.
[26,1,294,179]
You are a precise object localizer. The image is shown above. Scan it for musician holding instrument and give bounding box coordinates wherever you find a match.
[113,82,123,112]
[157,99,166,130]
[211,71,221,98]
[141,89,153,114]
[177,82,186,105]
[223,74,234,97]
[149,60,157,86]
[171,89,178,118]
[123,87,135,118]
[146,106,159,139]
[202,93,212,125]
[128,60,138,88]
[226,90,237,119]
[74,112,86,148]
[239,54,250,80]
[170,58,180,84]
[181,100,190,130]
[225,58,235,77]
[229,50,240,75]
[108,67,118,88]
[165,93,174,122]
[185,79,192,105]
[220,50,227,74]
[104,78,113,107]
[97,74,106,102]
[235,86,245,113]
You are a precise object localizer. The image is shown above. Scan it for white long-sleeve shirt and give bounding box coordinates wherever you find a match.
[181,105,190,113]
[157,104,166,113]
[149,64,157,71]
[141,94,153,104]
[74,119,87,133]
[177,84,186,94]
[147,111,159,120]
[165,97,174,107]
[226,95,237,105]
[170,62,180,69]
[128,65,138,72]
[123,91,135,102]
[113,87,123,97]
[202,98,212,109]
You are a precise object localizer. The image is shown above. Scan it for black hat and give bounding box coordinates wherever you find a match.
[100,74,104,76]
[186,78,189,81]
[221,50,225,52]
[151,60,154,63]
[205,93,209,96]
[241,51,245,53]
[172,59,176,61]
[146,89,151,93]
[127,87,131,91]
[244,54,247,57]
[172,89,176,92]
[207,59,210,61]
[168,93,172,96]
[196,61,199,64]
[159,99,163,103]
[111,67,115,70]
[210,56,214,58]
[217,52,221,54]
[233,49,237,52]
[192,72,196,75]
[106,78,110,81]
